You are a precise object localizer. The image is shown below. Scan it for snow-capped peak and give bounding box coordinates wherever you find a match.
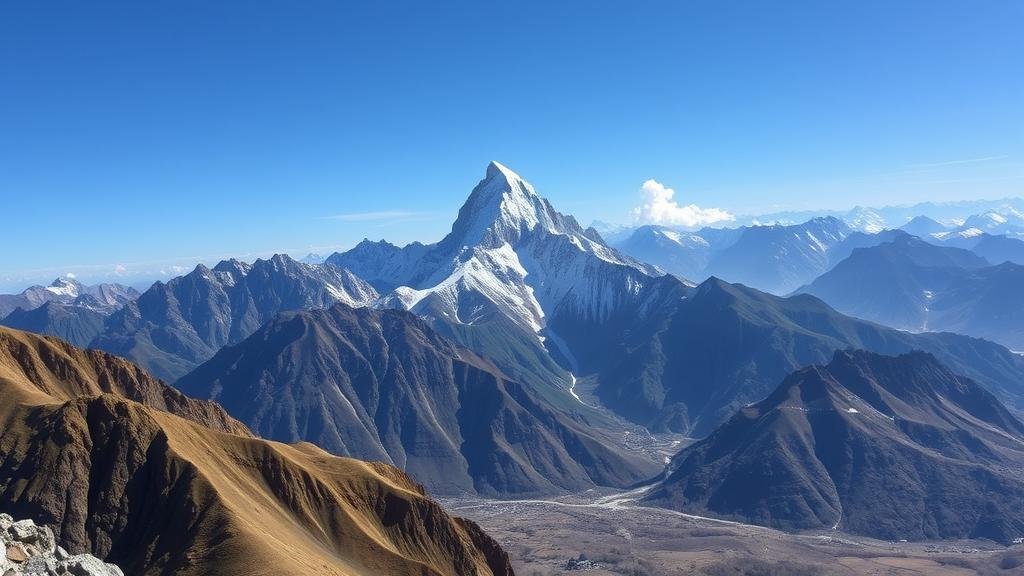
[443,161,562,250]
[45,277,83,297]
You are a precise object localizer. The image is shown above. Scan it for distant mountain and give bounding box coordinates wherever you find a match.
[297,252,325,264]
[589,220,635,245]
[820,229,906,267]
[91,254,379,382]
[0,326,512,576]
[1,301,106,347]
[899,215,950,236]
[922,227,1024,265]
[969,234,1024,265]
[643,350,1024,543]
[614,218,901,294]
[614,225,716,281]
[842,206,886,233]
[0,277,138,318]
[702,217,853,294]
[734,197,1024,232]
[557,274,1024,437]
[177,303,657,496]
[925,210,1024,253]
[798,235,1024,349]
[328,162,661,395]
[962,209,1024,236]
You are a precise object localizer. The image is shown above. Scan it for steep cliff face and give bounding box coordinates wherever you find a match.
[0,327,513,576]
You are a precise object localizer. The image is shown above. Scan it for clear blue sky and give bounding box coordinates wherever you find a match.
[1,0,1022,290]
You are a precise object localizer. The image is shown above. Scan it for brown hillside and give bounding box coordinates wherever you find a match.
[0,327,513,576]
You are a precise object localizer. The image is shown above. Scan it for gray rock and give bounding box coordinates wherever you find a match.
[21,554,56,574]
[63,556,122,576]
[0,517,121,576]
[6,522,35,544]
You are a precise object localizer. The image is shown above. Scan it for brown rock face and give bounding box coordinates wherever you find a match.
[0,327,514,576]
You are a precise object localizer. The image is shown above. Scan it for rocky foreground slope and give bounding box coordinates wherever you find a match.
[1,515,122,576]
[0,326,513,576]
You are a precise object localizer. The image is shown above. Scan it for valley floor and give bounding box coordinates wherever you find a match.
[444,487,1022,576]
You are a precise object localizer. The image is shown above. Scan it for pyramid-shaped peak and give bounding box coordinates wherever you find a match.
[482,161,537,196]
[439,162,557,249]
[486,160,524,181]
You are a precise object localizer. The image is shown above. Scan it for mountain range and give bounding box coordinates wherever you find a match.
[176,303,657,496]
[642,350,1024,543]
[730,197,1024,232]
[613,218,902,294]
[798,234,1024,350]
[321,163,1024,441]
[610,211,1024,297]
[556,273,1024,437]
[89,254,379,381]
[5,160,1024,562]
[0,277,138,318]
[0,325,513,576]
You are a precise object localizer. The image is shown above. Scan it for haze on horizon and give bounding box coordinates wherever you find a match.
[1,1,1022,291]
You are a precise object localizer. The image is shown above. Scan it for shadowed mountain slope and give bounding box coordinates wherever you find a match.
[643,350,1024,543]
[555,274,1024,437]
[177,303,657,496]
[798,235,1024,349]
[1,301,107,348]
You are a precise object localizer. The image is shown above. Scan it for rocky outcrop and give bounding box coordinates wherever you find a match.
[0,515,122,576]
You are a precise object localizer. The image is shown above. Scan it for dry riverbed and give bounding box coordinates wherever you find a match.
[444,488,1023,576]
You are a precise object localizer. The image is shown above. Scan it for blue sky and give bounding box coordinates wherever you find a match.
[1,0,1022,290]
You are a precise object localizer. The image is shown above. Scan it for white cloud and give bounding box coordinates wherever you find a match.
[631,179,734,228]
[64,272,76,279]
[113,264,128,275]
[158,265,189,276]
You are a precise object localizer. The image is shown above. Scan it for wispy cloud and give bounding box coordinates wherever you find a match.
[907,155,1009,169]
[630,179,735,228]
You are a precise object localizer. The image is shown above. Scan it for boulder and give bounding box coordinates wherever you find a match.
[65,556,124,576]
[0,516,122,576]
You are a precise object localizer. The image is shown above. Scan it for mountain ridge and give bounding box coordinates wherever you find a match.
[90,254,379,381]
[642,349,1024,543]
